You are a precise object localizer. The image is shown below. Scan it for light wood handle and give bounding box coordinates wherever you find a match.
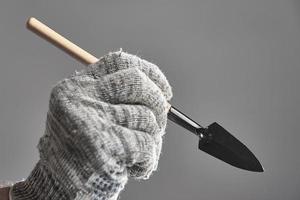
[27,17,99,65]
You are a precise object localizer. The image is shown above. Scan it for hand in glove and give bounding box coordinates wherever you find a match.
[11,50,173,200]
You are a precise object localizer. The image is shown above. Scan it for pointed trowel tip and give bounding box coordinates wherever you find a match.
[251,161,264,172]
[238,152,264,172]
[243,148,264,173]
[247,163,264,172]
[258,166,264,172]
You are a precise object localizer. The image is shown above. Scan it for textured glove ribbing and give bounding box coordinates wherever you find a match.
[11,50,173,200]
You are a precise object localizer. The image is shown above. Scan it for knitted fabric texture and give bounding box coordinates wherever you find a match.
[11,50,173,200]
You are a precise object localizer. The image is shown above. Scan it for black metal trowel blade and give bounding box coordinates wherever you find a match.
[168,106,264,172]
[198,122,264,172]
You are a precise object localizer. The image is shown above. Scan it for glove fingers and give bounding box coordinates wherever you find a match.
[80,50,172,100]
[74,68,169,130]
[47,102,161,180]
[77,96,160,136]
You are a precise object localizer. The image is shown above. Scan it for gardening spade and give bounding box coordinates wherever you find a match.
[168,106,264,172]
[26,17,264,173]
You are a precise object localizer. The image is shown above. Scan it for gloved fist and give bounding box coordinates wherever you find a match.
[53,49,173,179]
[12,50,172,200]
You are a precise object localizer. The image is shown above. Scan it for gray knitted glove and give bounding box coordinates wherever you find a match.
[11,50,173,200]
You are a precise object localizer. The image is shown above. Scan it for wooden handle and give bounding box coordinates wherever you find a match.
[27,17,99,65]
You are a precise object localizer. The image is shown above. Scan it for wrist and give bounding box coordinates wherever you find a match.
[11,158,127,200]
[11,160,72,200]
[0,187,9,200]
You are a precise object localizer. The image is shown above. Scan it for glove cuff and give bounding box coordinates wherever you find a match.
[11,160,73,200]
[11,158,127,200]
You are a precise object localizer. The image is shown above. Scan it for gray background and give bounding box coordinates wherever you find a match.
[0,0,299,199]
